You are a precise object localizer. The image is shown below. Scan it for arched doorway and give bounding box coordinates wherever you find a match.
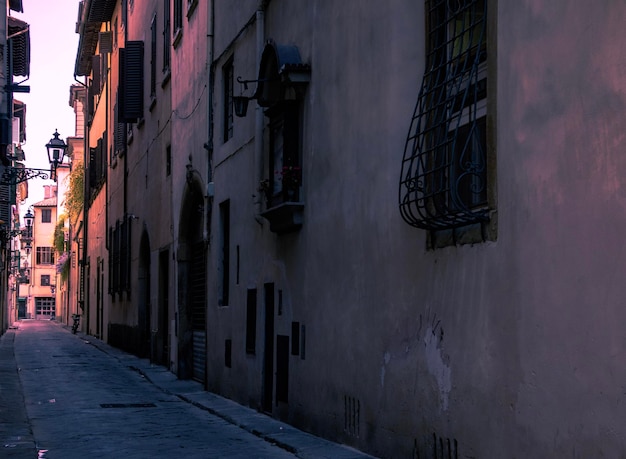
[177,175,207,383]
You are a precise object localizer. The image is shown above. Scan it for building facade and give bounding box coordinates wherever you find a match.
[71,1,626,457]
[29,187,57,320]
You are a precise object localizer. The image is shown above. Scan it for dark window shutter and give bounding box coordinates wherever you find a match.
[114,98,127,156]
[119,41,144,122]
[101,133,108,180]
[92,55,101,93]
[99,31,113,54]
[96,138,103,181]
[0,184,10,224]
[89,146,97,189]
[87,83,94,119]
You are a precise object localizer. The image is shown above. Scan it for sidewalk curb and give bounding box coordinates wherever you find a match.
[0,327,38,458]
[64,323,376,459]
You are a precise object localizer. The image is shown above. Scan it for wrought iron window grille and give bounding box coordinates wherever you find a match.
[400,0,489,231]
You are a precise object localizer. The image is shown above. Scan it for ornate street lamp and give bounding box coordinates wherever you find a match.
[45,129,68,182]
[16,207,34,251]
[0,129,68,185]
[23,208,33,235]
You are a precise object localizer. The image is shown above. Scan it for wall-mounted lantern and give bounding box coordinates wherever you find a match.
[45,130,68,182]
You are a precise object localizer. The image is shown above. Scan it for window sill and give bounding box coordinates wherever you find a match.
[161,68,171,88]
[260,202,304,234]
[187,0,198,18]
[173,29,183,49]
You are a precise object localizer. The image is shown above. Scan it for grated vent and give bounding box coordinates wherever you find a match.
[100,403,156,409]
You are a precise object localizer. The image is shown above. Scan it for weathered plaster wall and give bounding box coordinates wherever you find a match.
[207,1,626,457]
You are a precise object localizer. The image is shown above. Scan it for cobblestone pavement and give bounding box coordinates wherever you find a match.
[1,320,375,459]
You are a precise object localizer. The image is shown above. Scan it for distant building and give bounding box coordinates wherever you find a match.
[29,186,57,320]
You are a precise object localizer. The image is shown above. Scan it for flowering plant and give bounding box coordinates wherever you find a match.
[279,165,302,188]
[258,179,270,193]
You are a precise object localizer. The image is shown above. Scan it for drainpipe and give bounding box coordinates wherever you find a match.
[254,1,266,224]
[205,0,215,243]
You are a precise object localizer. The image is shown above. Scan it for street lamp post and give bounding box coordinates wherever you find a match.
[45,130,68,182]
[0,129,68,185]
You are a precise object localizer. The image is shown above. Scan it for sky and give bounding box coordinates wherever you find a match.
[12,1,82,210]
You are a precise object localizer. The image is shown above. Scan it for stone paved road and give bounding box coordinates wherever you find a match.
[9,320,300,459]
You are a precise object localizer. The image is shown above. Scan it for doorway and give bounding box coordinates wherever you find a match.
[262,283,275,412]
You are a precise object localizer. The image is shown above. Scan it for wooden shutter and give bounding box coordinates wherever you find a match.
[92,55,101,93]
[119,41,144,122]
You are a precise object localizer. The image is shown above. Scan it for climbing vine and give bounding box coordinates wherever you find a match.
[65,164,84,225]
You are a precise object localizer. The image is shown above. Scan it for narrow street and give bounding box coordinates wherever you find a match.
[0,320,372,459]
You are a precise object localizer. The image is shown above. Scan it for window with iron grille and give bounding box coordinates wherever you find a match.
[36,247,55,265]
[399,0,491,232]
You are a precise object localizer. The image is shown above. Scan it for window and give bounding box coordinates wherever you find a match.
[268,103,301,206]
[41,208,51,223]
[35,297,55,317]
[173,0,183,35]
[40,274,50,286]
[218,200,230,306]
[36,247,55,265]
[246,289,257,354]
[109,216,132,298]
[254,42,310,233]
[113,18,118,49]
[399,0,492,233]
[165,144,171,176]
[163,0,171,73]
[150,14,157,101]
[121,0,127,30]
[223,58,234,142]
[119,41,144,122]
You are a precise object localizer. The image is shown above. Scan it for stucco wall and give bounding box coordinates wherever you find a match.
[208,1,626,457]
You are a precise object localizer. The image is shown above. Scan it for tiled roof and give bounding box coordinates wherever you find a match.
[33,196,57,207]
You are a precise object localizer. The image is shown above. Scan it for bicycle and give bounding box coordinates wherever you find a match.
[71,314,80,334]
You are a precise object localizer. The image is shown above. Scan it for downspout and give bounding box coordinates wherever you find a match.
[205,0,215,244]
[254,1,266,224]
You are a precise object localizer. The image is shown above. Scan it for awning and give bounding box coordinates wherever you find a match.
[256,41,310,107]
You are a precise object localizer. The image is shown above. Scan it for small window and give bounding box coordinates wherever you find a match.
[246,289,256,354]
[40,274,50,286]
[218,200,230,306]
[165,145,171,176]
[41,208,51,223]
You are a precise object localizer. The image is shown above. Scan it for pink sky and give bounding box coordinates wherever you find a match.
[13,1,82,207]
